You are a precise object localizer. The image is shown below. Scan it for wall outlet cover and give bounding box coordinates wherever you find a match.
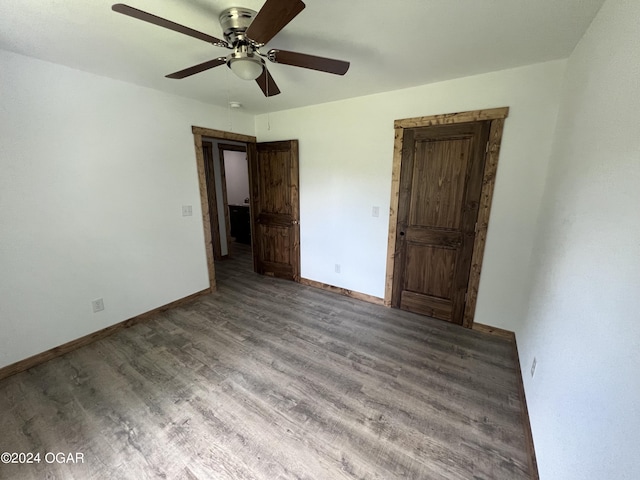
[92,298,105,313]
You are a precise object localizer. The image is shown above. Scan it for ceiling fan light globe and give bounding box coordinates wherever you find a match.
[230,57,263,80]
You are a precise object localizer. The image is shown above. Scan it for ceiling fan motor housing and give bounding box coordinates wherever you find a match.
[219,7,257,46]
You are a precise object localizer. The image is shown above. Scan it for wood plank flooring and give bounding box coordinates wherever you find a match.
[0,244,531,479]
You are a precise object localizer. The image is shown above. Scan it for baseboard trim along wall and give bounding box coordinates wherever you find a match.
[0,288,211,382]
[512,337,541,480]
[472,322,516,341]
[473,322,539,479]
[299,277,385,306]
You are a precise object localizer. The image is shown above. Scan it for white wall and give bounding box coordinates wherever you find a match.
[255,60,566,331]
[224,150,250,206]
[0,49,254,369]
[518,0,640,478]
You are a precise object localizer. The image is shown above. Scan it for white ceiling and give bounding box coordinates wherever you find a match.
[0,0,604,115]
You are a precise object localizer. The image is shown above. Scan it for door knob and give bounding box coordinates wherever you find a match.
[399,231,405,236]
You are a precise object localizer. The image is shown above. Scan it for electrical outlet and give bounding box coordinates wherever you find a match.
[92,298,105,313]
[182,205,193,216]
[372,206,380,218]
[530,357,537,377]
[335,264,341,274]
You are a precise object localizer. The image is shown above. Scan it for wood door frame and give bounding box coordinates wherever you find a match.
[217,142,248,258]
[202,141,224,262]
[384,107,509,328]
[192,126,256,291]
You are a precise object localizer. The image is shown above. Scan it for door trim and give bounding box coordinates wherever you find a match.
[384,107,509,328]
[202,141,224,261]
[192,126,257,291]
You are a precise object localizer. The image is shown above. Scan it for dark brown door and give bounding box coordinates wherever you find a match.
[392,122,490,324]
[248,140,300,281]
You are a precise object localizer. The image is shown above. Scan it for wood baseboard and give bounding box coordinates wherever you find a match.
[299,278,385,306]
[472,322,516,341]
[472,322,539,478]
[0,288,211,382]
[512,337,540,480]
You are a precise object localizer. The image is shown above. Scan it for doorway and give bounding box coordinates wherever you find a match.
[384,108,509,328]
[192,126,301,291]
[203,140,250,261]
[221,143,252,262]
[192,127,255,290]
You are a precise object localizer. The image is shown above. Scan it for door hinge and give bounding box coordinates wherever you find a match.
[485,141,490,153]
[465,292,468,302]
[474,222,478,233]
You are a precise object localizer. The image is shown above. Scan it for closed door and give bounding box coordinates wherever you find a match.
[248,140,300,281]
[392,122,490,324]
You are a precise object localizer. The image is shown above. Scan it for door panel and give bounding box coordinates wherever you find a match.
[249,140,300,281]
[404,244,455,299]
[401,291,452,320]
[392,122,490,324]
[410,138,471,229]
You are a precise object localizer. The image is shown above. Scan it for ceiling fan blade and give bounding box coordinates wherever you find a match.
[166,58,227,79]
[268,49,350,75]
[245,0,305,45]
[255,68,281,97]
[112,4,228,47]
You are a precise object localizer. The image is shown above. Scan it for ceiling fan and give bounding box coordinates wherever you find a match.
[111,0,350,97]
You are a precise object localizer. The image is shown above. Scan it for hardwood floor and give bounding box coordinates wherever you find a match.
[0,243,532,479]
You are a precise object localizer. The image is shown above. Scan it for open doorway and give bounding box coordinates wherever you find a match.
[219,144,251,253]
[202,139,250,261]
[204,139,255,281]
[192,126,301,291]
[192,127,256,291]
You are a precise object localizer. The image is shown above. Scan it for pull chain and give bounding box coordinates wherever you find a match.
[266,68,271,131]
[226,66,233,131]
